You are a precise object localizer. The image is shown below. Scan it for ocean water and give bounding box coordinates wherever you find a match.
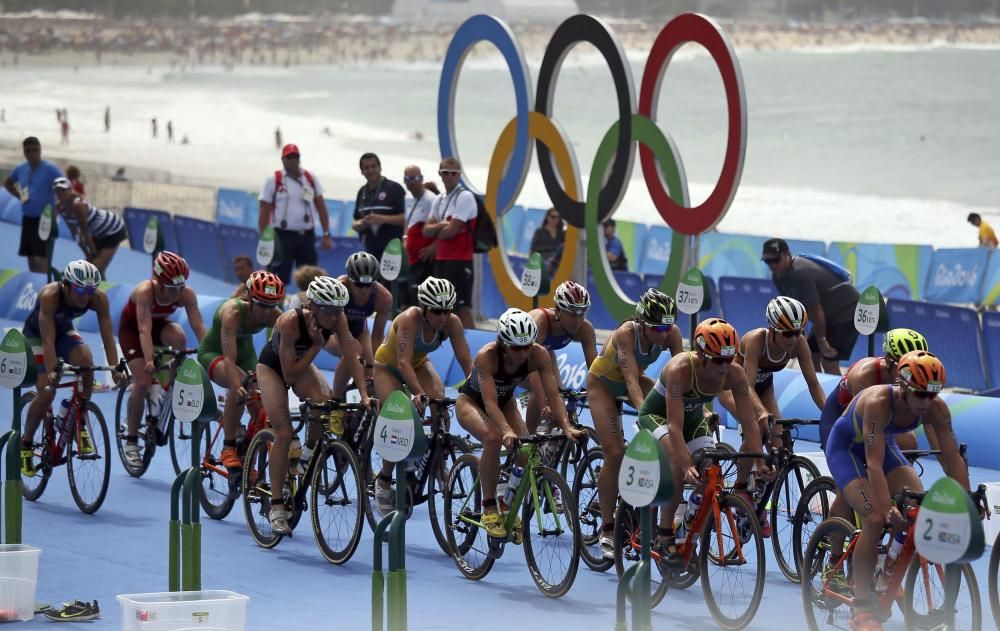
[0,43,998,247]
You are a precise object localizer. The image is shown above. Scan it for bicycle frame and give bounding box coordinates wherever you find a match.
[403,399,455,505]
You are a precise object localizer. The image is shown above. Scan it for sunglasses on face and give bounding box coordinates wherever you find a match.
[251,299,279,309]
[353,281,373,289]
[910,389,938,401]
[775,329,801,338]
[709,356,734,366]
[647,324,673,333]
[429,308,451,316]
[508,343,532,352]
[763,257,781,266]
[70,284,97,296]
[315,305,343,316]
[438,170,460,176]
[560,307,588,316]
[403,175,423,183]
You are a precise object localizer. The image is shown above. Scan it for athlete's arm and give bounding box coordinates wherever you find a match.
[276,310,321,385]
[861,394,893,517]
[330,313,373,405]
[794,334,828,410]
[181,287,207,342]
[219,303,245,392]
[578,320,599,367]
[533,348,580,438]
[664,325,685,357]
[133,282,156,370]
[371,284,393,352]
[92,291,121,367]
[664,360,696,480]
[727,369,767,469]
[475,348,514,442]
[739,333,769,418]
[924,401,969,489]
[394,312,425,396]
[615,325,645,411]
[447,314,474,377]
[36,286,60,380]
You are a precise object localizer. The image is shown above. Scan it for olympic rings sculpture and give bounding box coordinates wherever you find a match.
[437,12,747,318]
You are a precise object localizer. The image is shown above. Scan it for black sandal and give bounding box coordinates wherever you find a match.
[653,535,683,567]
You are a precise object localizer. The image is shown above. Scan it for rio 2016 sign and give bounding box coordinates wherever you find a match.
[438,13,746,319]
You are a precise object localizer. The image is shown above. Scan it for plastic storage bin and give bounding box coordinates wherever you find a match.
[116,591,248,631]
[0,544,41,622]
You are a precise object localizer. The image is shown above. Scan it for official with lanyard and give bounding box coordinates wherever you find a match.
[258,143,333,285]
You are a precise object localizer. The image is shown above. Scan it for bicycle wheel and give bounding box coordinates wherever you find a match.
[557,426,598,483]
[522,466,580,598]
[19,391,51,502]
[771,455,821,582]
[990,534,1000,629]
[793,476,838,582]
[443,454,495,580]
[356,412,383,533]
[699,492,765,630]
[428,435,473,556]
[198,421,234,520]
[903,558,981,630]
[242,428,282,548]
[613,503,669,609]
[311,440,364,565]
[168,411,193,476]
[801,517,856,631]
[113,380,155,477]
[572,447,612,572]
[66,400,111,514]
[716,441,738,488]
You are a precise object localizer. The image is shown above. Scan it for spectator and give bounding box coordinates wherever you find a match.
[151,117,157,138]
[104,106,110,132]
[258,143,333,285]
[530,207,565,277]
[111,167,128,182]
[66,164,85,196]
[762,237,860,375]
[352,152,406,273]
[285,264,327,310]
[52,177,126,277]
[423,157,476,329]
[3,136,64,273]
[967,212,998,248]
[403,164,439,307]
[230,255,254,298]
[603,218,628,271]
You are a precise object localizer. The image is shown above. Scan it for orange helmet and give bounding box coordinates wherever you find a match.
[694,318,739,358]
[246,270,285,305]
[153,251,189,287]
[897,350,945,393]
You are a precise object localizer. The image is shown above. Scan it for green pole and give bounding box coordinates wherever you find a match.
[168,471,185,591]
[371,570,385,631]
[631,507,652,631]
[181,466,200,591]
[616,564,638,631]
[4,387,23,544]
[387,569,406,631]
[943,563,961,630]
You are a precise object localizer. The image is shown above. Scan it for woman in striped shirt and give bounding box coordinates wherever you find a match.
[53,176,127,277]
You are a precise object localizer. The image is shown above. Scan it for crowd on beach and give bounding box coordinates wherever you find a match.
[2,16,999,68]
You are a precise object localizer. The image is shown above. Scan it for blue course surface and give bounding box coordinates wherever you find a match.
[14,384,997,630]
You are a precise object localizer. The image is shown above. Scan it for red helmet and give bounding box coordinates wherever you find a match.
[694,318,739,358]
[554,281,590,313]
[246,270,285,305]
[153,251,189,287]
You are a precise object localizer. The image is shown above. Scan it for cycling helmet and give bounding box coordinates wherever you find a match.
[897,350,945,393]
[694,318,739,358]
[52,177,72,191]
[346,251,379,284]
[497,308,537,347]
[246,270,285,305]
[417,276,457,310]
[766,296,808,332]
[635,288,676,326]
[152,251,190,287]
[62,259,101,288]
[553,281,590,313]
[883,328,929,362]
[307,276,349,307]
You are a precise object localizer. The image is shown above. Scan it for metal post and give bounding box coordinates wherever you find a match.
[615,564,637,631]
[168,471,185,591]
[867,334,875,358]
[3,387,23,544]
[387,460,407,631]
[632,507,653,631]
[942,563,961,630]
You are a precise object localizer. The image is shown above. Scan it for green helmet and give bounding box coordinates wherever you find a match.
[883,328,928,361]
[635,288,676,326]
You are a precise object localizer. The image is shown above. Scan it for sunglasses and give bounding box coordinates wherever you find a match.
[560,307,589,316]
[403,175,423,183]
[708,356,734,365]
[283,154,300,160]
[429,308,452,316]
[315,305,343,316]
[762,257,781,266]
[438,170,460,176]
[353,281,374,289]
[508,343,532,352]
[774,329,801,338]
[70,284,97,296]
[910,389,938,401]
[647,324,673,332]
[252,298,279,309]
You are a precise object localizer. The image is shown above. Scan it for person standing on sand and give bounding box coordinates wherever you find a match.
[151,117,158,138]
[275,127,282,150]
[167,121,174,142]
[104,106,110,132]
[3,137,64,274]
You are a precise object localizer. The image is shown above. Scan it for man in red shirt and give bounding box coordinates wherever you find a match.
[423,157,476,329]
[403,164,438,308]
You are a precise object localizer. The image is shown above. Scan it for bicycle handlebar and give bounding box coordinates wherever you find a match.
[153,346,198,363]
[693,448,774,468]
[774,417,820,427]
[299,397,376,416]
[45,357,128,391]
[891,483,987,514]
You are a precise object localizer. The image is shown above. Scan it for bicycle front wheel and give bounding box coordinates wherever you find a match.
[613,503,669,609]
[793,476,838,583]
[990,534,1000,629]
[113,380,155,477]
[444,454,494,580]
[771,455,821,582]
[19,391,51,502]
[522,467,580,598]
[801,517,856,631]
[198,421,234,521]
[242,428,282,548]
[66,400,111,514]
[903,558,981,630]
[311,440,364,565]
[168,411,193,476]
[427,434,473,556]
[699,492,766,630]
[572,447,612,573]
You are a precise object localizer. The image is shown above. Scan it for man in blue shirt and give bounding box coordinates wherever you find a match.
[603,218,629,272]
[4,137,64,273]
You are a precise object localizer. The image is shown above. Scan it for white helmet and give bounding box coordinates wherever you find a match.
[497,308,537,347]
[417,276,456,310]
[307,276,349,307]
[62,260,101,288]
[553,281,591,313]
[346,251,379,284]
[765,296,808,332]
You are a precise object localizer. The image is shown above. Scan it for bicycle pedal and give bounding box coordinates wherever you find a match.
[486,537,506,559]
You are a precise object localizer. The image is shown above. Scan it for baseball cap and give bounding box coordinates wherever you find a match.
[52,177,72,191]
[761,238,789,260]
[281,144,300,158]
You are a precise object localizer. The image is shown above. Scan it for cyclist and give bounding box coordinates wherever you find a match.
[329,251,392,411]
[588,288,684,558]
[524,280,598,433]
[718,296,827,448]
[824,351,968,631]
[20,260,126,475]
[197,270,284,474]
[257,276,375,535]
[635,318,771,561]
[372,276,473,515]
[819,328,930,452]
[119,251,206,467]
[455,308,585,537]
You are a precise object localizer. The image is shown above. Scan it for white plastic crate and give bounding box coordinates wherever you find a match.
[0,544,41,623]
[116,590,248,631]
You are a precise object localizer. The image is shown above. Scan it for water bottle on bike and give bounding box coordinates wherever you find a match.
[55,399,73,462]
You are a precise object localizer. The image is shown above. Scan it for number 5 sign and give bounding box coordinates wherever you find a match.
[171,358,218,424]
